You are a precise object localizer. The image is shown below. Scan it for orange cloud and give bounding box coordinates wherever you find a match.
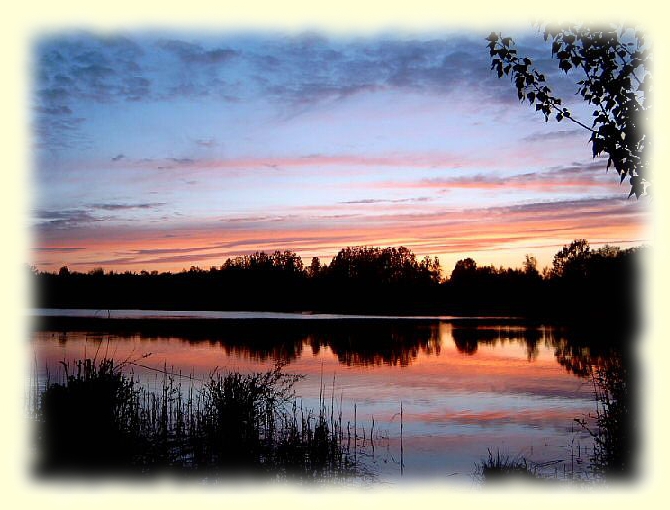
[33,194,650,274]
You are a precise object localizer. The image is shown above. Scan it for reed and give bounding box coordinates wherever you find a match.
[475,449,538,482]
[34,357,356,479]
[574,354,633,480]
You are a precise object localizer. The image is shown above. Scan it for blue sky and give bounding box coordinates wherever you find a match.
[31,29,651,274]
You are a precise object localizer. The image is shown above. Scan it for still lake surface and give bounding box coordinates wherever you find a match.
[30,309,599,483]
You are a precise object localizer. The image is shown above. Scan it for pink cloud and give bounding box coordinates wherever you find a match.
[108,149,581,174]
[370,163,617,194]
[34,193,649,274]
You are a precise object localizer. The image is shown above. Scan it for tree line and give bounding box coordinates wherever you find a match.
[32,240,643,327]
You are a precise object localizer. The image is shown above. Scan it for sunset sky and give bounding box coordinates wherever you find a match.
[31,29,651,275]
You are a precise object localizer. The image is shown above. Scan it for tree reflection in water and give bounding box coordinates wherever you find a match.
[550,327,636,479]
[35,317,441,367]
[452,325,541,361]
[307,322,441,366]
[35,316,635,479]
[450,323,635,480]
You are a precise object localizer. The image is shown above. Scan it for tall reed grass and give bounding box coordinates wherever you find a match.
[574,355,633,480]
[33,357,356,480]
[474,448,538,482]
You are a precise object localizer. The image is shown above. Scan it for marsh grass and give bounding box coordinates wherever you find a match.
[574,355,633,480]
[475,449,538,483]
[33,357,356,480]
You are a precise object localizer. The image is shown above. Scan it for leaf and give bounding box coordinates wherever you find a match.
[486,24,649,198]
[559,60,572,73]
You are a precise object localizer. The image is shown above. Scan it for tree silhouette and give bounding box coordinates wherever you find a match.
[450,257,477,283]
[308,257,322,278]
[487,24,651,197]
[33,241,642,323]
[550,238,591,278]
[522,255,539,277]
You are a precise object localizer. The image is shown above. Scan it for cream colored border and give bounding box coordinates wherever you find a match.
[2,1,666,508]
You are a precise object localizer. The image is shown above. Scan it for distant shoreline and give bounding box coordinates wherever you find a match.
[30,242,643,335]
[29,312,557,342]
[29,307,523,321]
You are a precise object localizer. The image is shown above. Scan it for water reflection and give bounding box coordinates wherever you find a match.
[35,318,445,367]
[308,321,441,366]
[451,325,541,362]
[32,316,624,481]
[33,317,621,374]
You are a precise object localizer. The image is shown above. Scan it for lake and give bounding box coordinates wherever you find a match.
[29,309,602,483]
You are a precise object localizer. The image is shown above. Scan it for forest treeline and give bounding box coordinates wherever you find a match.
[32,241,643,328]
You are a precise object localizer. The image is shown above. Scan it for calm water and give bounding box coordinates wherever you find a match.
[30,310,600,483]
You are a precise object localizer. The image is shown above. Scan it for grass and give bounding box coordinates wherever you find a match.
[33,357,357,480]
[574,354,634,481]
[476,354,633,484]
[475,449,538,483]
[35,354,626,484]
